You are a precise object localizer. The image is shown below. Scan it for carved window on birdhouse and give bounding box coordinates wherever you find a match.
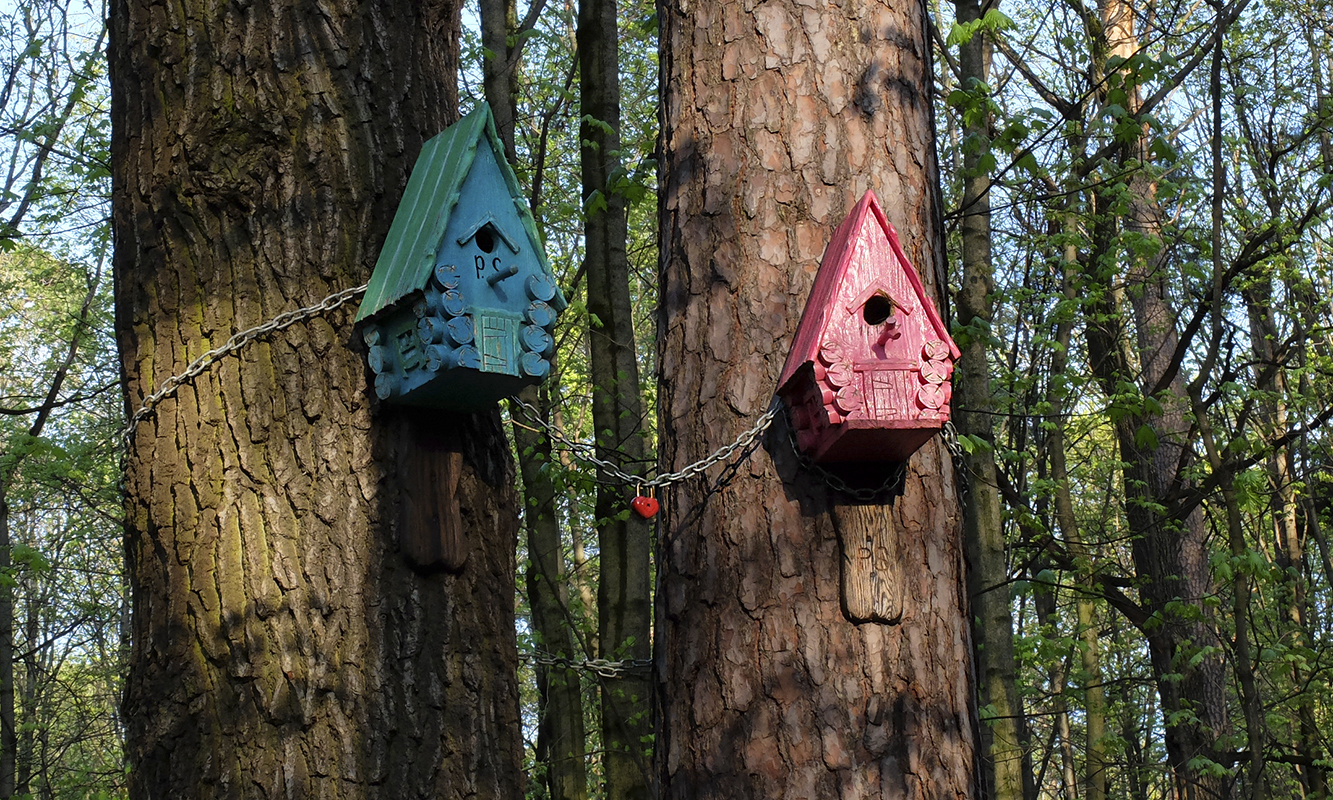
[396,328,424,370]
[479,313,518,375]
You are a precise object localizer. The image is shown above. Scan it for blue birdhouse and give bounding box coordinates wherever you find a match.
[356,104,567,410]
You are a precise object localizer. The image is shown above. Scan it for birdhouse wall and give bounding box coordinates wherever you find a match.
[820,226,938,371]
[436,143,540,324]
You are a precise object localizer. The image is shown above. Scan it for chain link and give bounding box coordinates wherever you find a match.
[509,395,781,489]
[119,284,368,456]
[524,651,653,678]
[942,420,970,499]
[776,404,907,501]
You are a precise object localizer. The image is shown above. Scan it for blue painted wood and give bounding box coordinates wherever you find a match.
[357,103,566,410]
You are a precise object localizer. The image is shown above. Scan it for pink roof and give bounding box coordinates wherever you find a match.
[778,191,959,391]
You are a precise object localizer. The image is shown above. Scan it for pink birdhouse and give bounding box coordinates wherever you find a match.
[778,191,960,464]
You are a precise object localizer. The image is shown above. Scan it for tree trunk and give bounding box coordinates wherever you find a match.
[516,387,590,800]
[1051,235,1107,800]
[580,0,653,797]
[479,2,592,794]
[1077,3,1231,797]
[952,2,1025,797]
[657,1,976,796]
[0,484,11,800]
[110,1,524,796]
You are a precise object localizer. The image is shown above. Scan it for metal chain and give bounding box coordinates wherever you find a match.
[777,404,907,501]
[524,651,653,679]
[942,420,970,499]
[509,395,781,489]
[119,284,368,454]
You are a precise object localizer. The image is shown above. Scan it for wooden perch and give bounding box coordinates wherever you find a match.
[831,504,904,624]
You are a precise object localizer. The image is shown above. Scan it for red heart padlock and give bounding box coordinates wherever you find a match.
[630,495,660,519]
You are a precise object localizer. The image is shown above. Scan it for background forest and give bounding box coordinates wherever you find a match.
[0,0,1330,797]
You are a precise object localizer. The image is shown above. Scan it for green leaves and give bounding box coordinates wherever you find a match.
[946,9,1014,47]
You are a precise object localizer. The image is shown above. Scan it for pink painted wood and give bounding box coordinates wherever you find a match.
[778,191,960,463]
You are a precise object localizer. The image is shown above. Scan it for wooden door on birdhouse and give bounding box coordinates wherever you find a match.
[355,103,567,410]
[778,190,959,463]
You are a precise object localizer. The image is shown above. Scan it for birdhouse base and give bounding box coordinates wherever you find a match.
[390,369,535,412]
[798,418,942,464]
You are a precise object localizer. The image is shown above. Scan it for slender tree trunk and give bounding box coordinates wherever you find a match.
[111,1,524,795]
[1199,37,1261,798]
[481,0,520,158]
[1290,278,1331,800]
[1080,3,1231,796]
[516,389,590,800]
[479,3,592,794]
[952,2,1025,797]
[13,588,34,799]
[513,394,589,800]
[579,1,652,796]
[0,484,11,800]
[1050,232,1107,800]
[657,1,976,796]
[1191,388,1262,798]
[1034,586,1076,800]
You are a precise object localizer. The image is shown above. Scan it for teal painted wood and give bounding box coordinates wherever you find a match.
[356,102,568,410]
[356,103,566,323]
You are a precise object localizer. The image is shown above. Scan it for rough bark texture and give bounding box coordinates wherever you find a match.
[110,1,524,797]
[657,0,977,797]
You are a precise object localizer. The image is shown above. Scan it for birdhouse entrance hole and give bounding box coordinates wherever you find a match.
[475,225,496,253]
[863,295,893,326]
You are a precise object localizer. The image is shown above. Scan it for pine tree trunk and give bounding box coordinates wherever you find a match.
[110,1,524,796]
[657,1,976,796]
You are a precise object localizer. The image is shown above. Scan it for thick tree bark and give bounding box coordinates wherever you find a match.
[657,1,976,797]
[111,1,524,796]
[579,0,653,796]
[951,2,1025,797]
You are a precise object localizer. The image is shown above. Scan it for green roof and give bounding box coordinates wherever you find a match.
[357,103,553,321]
